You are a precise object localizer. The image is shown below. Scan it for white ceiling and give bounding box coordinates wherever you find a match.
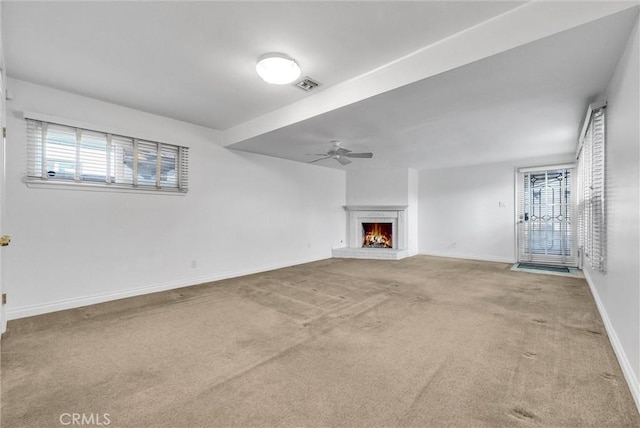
[3,1,522,129]
[3,1,639,171]
[230,6,639,170]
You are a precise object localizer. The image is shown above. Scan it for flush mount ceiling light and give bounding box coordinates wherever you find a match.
[256,53,301,85]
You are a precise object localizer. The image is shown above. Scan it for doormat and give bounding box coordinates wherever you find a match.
[511,263,583,278]
[517,263,570,273]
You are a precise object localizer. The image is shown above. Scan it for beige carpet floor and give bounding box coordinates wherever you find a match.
[1,255,639,427]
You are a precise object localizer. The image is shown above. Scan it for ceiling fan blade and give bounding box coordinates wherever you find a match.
[337,156,352,165]
[306,153,330,156]
[335,147,351,155]
[308,156,330,164]
[345,152,373,158]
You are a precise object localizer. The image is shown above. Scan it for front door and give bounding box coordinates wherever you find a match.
[517,165,577,266]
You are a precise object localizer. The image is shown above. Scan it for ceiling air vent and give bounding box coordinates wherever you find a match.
[295,77,320,92]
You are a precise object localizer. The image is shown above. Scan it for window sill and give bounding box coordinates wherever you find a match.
[24,179,188,196]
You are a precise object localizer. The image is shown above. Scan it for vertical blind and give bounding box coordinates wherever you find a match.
[26,118,189,193]
[577,106,606,272]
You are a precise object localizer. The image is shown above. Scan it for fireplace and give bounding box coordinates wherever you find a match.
[332,205,409,260]
[362,222,392,248]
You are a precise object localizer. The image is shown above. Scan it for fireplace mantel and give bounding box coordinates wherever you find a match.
[333,205,409,260]
[343,205,409,211]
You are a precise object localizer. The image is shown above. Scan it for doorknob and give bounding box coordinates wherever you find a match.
[0,235,11,246]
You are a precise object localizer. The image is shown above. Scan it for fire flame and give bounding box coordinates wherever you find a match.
[362,223,392,248]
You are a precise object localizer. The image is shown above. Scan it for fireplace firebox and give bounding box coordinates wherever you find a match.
[362,222,393,248]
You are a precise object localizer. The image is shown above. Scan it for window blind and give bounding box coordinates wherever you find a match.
[26,118,189,193]
[577,106,606,272]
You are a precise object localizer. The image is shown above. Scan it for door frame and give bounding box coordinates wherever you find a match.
[514,163,578,267]
[0,50,6,334]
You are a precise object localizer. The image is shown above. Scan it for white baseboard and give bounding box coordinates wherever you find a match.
[419,250,515,264]
[6,255,329,321]
[583,268,640,414]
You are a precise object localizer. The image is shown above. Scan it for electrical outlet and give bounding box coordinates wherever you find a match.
[190,260,197,269]
[2,294,6,305]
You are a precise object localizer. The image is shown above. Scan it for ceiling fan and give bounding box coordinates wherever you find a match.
[307,140,373,165]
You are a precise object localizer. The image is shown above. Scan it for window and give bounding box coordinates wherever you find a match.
[576,105,606,272]
[26,118,189,193]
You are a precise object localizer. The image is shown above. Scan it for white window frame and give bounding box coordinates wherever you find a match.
[24,112,189,195]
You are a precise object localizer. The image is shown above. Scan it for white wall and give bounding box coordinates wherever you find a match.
[418,155,574,263]
[419,161,517,263]
[583,16,640,410]
[346,168,410,206]
[4,79,346,319]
